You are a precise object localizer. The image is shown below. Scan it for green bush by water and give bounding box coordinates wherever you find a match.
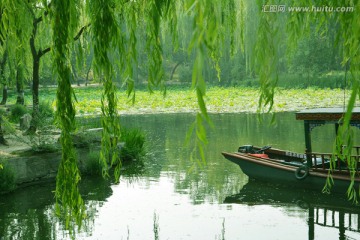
[0,162,16,193]
[83,127,146,176]
[120,128,146,162]
[9,104,28,123]
[37,101,55,127]
[39,101,54,118]
[84,150,102,176]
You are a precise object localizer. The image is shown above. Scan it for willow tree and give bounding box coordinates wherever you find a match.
[2,0,360,235]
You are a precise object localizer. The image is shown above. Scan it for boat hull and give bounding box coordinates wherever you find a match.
[222,152,359,194]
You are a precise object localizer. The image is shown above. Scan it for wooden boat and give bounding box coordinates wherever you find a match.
[222,107,360,193]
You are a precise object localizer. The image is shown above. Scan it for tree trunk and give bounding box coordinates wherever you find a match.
[0,50,8,105]
[27,19,40,134]
[16,67,25,105]
[170,62,182,82]
[0,116,7,145]
[27,54,40,134]
[0,85,7,105]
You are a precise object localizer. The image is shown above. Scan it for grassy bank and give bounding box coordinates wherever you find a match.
[3,86,355,115]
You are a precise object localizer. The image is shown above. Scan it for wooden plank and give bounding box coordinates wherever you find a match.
[296,107,360,121]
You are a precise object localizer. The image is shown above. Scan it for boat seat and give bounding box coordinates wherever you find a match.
[248,153,269,159]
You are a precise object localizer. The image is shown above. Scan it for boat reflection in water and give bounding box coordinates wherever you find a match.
[224,180,360,240]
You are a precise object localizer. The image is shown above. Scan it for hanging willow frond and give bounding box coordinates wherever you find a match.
[254,10,279,113]
[185,0,228,167]
[88,0,122,182]
[52,0,85,236]
[146,0,165,93]
[121,1,138,103]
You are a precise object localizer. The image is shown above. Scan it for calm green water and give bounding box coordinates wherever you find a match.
[1,112,360,240]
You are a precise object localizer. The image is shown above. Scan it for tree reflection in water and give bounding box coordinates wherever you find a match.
[0,176,112,240]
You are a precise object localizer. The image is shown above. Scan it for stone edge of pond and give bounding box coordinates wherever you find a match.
[0,129,105,195]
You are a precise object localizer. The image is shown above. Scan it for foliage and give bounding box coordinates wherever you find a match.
[30,136,59,153]
[9,104,28,123]
[0,108,15,134]
[84,150,102,176]
[38,101,54,118]
[37,100,55,128]
[5,86,353,115]
[120,128,146,162]
[51,0,85,236]
[89,0,122,182]
[0,162,15,193]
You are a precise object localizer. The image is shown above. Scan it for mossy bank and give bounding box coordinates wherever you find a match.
[0,127,146,194]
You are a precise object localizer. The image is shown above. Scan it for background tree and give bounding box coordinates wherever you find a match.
[0,49,7,105]
[26,2,52,133]
[0,4,8,105]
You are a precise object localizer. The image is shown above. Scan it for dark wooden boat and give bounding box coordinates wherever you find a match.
[222,108,360,193]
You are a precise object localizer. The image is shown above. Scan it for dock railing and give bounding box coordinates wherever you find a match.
[309,152,360,172]
[315,208,360,234]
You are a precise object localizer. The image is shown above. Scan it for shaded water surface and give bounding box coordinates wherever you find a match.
[1,113,360,240]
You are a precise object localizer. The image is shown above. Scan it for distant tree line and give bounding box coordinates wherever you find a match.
[0,3,346,105]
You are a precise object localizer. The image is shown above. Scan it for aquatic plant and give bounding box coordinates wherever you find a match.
[120,128,146,163]
[84,150,102,176]
[0,162,15,193]
[153,212,160,240]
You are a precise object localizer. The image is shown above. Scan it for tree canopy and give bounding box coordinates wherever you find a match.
[1,0,360,235]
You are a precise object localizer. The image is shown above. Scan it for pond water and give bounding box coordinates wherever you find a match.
[1,112,360,240]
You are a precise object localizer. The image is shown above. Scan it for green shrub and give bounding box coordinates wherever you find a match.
[9,104,28,123]
[37,101,55,127]
[0,163,16,193]
[39,101,54,119]
[31,141,59,153]
[84,150,102,176]
[120,128,146,162]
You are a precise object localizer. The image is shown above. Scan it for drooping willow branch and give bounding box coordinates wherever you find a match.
[52,0,85,236]
[89,0,121,181]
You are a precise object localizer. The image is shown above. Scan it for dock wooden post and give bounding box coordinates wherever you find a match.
[304,120,312,167]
